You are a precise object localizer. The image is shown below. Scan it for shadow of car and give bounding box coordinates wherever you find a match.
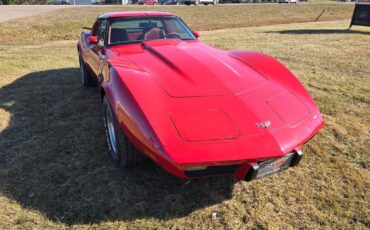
[0,68,236,224]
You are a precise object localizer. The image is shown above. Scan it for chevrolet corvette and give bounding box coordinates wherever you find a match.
[77,12,324,181]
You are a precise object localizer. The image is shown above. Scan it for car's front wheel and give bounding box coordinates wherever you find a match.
[103,96,145,167]
[79,55,96,87]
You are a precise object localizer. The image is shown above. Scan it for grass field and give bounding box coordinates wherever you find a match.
[0,4,369,229]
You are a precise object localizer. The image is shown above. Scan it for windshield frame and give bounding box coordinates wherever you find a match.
[105,16,196,47]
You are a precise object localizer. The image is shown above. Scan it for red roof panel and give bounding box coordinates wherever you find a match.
[99,11,176,19]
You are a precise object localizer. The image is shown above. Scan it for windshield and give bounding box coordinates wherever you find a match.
[108,16,196,46]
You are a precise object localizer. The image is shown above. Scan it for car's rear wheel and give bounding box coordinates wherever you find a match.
[79,55,96,87]
[103,96,145,167]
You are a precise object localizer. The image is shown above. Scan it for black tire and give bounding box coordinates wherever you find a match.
[79,55,96,87]
[103,96,145,167]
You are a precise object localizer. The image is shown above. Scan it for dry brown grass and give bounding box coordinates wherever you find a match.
[0,4,354,43]
[0,5,369,229]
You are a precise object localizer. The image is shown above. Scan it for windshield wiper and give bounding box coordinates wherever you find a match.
[110,40,144,46]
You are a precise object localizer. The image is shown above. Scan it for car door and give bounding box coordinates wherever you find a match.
[88,19,108,80]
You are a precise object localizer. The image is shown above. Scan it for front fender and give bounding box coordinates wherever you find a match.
[227,51,315,103]
[101,66,169,160]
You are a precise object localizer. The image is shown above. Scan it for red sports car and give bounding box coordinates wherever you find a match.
[77,12,324,181]
[138,0,158,5]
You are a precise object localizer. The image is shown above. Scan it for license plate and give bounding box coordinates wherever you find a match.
[255,152,295,179]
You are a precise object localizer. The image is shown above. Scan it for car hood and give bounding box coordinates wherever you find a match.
[108,40,324,163]
[110,40,268,97]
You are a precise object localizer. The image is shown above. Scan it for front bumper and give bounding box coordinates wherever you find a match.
[181,150,304,181]
[244,149,303,181]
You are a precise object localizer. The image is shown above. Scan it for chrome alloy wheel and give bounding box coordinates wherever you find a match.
[79,57,86,85]
[105,106,118,159]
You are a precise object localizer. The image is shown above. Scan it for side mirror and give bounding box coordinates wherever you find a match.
[192,31,200,38]
[88,36,98,44]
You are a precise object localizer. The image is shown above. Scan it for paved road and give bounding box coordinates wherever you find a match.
[0,5,72,23]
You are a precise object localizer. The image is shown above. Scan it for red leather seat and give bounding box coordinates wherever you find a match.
[144,28,165,40]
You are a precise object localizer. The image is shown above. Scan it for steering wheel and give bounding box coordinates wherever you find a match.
[166,32,181,39]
